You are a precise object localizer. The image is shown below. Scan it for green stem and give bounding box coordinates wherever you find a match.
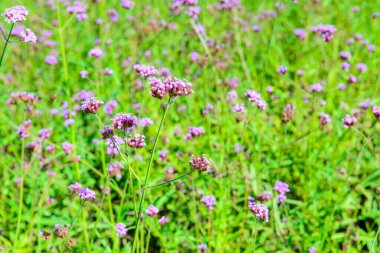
[253,219,258,253]
[0,24,14,68]
[131,100,171,252]
[144,170,196,189]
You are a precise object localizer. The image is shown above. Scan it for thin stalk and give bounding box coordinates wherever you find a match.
[0,24,14,68]
[144,170,196,189]
[253,219,258,253]
[370,226,380,253]
[131,100,171,252]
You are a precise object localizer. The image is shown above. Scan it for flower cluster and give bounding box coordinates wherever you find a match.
[149,76,193,99]
[273,181,290,203]
[373,105,380,120]
[134,64,158,78]
[318,112,331,130]
[342,114,357,128]
[184,126,205,140]
[310,83,324,93]
[248,197,269,222]
[281,104,295,123]
[146,205,160,217]
[2,6,29,23]
[126,133,146,149]
[108,162,124,179]
[311,24,337,42]
[190,154,211,171]
[113,113,137,130]
[78,188,96,201]
[201,195,216,210]
[115,223,127,236]
[81,97,104,114]
[245,90,267,110]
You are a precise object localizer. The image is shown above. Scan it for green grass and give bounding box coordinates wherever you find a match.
[0,0,380,252]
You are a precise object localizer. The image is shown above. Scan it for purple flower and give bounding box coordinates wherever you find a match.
[134,64,158,78]
[184,126,205,140]
[310,83,323,93]
[78,188,96,201]
[339,51,351,60]
[115,223,127,236]
[198,244,207,252]
[88,47,104,58]
[190,154,211,171]
[201,195,216,210]
[248,197,269,222]
[108,162,124,179]
[158,216,169,225]
[294,28,306,39]
[342,114,357,128]
[318,112,331,129]
[252,25,261,32]
[188,6,201,20]
[62,142,73,155]
[341,62,350,71]
[104,100,117,115]
[146,205,159,217]
[126,134,146,149]
[80,70,88,79]
[273,181,290,203]
[81,97,103,114]
[372,105,380,120]
[231,103,246,113]
[277,66,287,75]
[68,182,82,194]
[121,0,133,9]
[2,6,29,23]
[347,74,357,84]
[139,117,153,127]
[20,29,37,43]
[112,113,137,130]
[311,24,336,42]
[308,246,317,253]
[356,63,367,73]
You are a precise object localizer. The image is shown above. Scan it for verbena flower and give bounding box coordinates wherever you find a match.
[372,105,380,120]
[2,6,29,23]
[310,83,323,93]
[248,197,269,222]
[88,47,104,58]
[146,205,159,217]
[201,195,216,210]
[68,182,82,194]
[342,114,357,128]
[311,24,336,42]
[20,28,37,43]
[81,97,103,114]
[158,216,169,225]
[318,112,331,130]
[190,154,211,171]
[108,162,124,179]
[184,126,205,140]
[126,133,146,148]
[112,113,137,130]
[134,64,158,78]
[273,181,290,203]
[115,223,127,236]
[100,125,114,139]
[78,188,96,201]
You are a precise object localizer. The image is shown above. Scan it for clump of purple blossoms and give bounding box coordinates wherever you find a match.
[273,181,290,203]
[113,113,137,130]
[20,29,37,43]
[184,126,205,140]
[318,112,331,130]
[310,83,324,93]
[88,47,103,58]
[245,90,266,110]
[342,114,357,128]
[158,216,169,225]
[356,63,367,73]
[126,134,146,149]
[146,205,159,217]
[311,24,337,42]
[190,154,211,171]
[149,76,193,99]
[339,51,351,60]
[81,97,103,114]
[68,182,82,194]
[100,125,114,139]
[134,64,158,78]
[108,162,124,179]
[347,74,357,84]
[277,66,287,75]
[78,188,96,201]
[372,105,380,120]
[294,28,306,39]
[201,195,216,210]
[248,197,269,222]
[2,6,29,23]
[115,223,127,236]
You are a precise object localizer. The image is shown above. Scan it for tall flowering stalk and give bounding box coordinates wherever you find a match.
[0,6,37,68]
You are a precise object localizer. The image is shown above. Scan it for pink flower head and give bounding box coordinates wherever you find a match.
[104,100,117,115]
[115,223,127,236]
[81,97,103,114]
[318,112,331,129]
[146,205,159,217]
[339,51,351,60]
[277,66,287,74]
[190,154,211,171]
[88,47,104,58]
[311,24,336,42]
[342,114,357,128]
[80,70,88,79]
[188,6,201,20]
[149,77,169,99]
[294,28,306,39]
[126,134,146,149]
[20,29,37,43]
[308,246,316,253]
[158,216,169,225]
[245,89,261,103]
[184,126,205,140]
[310,83,323,93]
[347,74,357,84]
[62,142,73,155]
[356,63,367,73]
[165,77,193,97]
[273,180,290,203]
[201,195,216,210]
[45,55,57,65]
[248,198,269,222]
[134,64,158,78]
[2,6,29,23]
[139,117,153,127]
[121,0,133,9]
[372,105,380,120]
[68,182,82,194]
[341,62,350,71]
[78,188,96,201]
[108,162,124,179]
[108,8,119,22]
[231,103,246,113]
[252,25,261,32]
[112,113,137,130]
